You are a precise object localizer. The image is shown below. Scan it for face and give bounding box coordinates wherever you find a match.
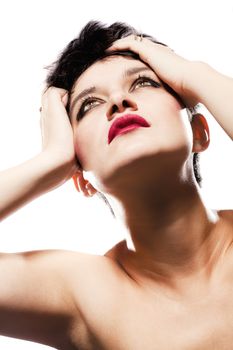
[69,56,193,193]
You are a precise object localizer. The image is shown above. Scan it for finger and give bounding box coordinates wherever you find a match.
[41,87,68,106]
[106,34,141,51]
[41,87,69,115]
[61,91,69,106]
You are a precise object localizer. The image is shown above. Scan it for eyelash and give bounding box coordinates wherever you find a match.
[76,75,161,120]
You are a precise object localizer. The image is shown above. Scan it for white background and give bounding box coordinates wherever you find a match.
[0,0,232,348]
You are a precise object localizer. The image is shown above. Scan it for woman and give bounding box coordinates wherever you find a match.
[0,21,232,349]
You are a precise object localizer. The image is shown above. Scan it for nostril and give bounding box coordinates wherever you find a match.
[122,100,130,107]
[111,105,118,114]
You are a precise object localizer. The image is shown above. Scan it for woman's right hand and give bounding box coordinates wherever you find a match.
[40,87,81,184]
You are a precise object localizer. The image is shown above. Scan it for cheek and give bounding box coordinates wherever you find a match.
[73,122,104,170]
[73,127,91,166]
[146,93,180,128]
[162,108,193,153]
[143,88,182,115]
[148,94,192,150]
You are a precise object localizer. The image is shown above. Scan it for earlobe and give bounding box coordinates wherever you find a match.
[191,113,210,152]
[72,171,98,197]
[72,172,81,192]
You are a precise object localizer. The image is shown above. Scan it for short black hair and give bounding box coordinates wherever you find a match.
[45,20,202,215]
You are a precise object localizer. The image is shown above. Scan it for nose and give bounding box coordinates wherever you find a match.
[106,93,138,120]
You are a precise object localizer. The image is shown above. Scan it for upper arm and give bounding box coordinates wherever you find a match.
[0,249,87,349]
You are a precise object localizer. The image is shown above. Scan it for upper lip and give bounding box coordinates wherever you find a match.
[108,114,151,144]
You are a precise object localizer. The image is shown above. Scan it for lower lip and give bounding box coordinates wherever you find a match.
[113,125,141,140]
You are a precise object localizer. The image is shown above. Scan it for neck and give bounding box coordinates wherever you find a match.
[106,177,230,295]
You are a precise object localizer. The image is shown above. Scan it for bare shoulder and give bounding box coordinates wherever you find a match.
[0,248,124,349]
[52,247,125,291]
[63,242,129,301]
[104,239,126,259]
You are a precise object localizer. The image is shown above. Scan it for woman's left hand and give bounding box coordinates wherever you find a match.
[106,34,200,107]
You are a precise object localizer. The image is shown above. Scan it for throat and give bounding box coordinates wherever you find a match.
[119,206,228,291]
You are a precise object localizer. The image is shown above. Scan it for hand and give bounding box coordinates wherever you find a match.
[106,35,199,107]
[40,87,81,180]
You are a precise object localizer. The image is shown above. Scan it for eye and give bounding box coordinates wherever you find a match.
[82,98,99,113]
[132,75,161,90]
[76,95,101,120]
[76,75,161,121]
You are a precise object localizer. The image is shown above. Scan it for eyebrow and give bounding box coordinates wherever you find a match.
[69,66,153,115]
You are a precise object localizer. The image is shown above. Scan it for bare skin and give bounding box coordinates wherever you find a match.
[2,212,231,350]
[49,210,233,350]
[0,34,232,349]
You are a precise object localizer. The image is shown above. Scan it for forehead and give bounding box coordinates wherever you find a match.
[72,56,153,92]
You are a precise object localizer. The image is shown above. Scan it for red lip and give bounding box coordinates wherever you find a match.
[108,114,151,144]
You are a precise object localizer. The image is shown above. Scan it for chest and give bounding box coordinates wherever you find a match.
[73,283,233,350]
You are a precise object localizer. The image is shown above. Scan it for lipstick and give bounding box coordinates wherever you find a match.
[108,114,150,144]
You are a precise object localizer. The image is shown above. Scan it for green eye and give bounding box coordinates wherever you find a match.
[83,99,99,113]
[135,79,152,88]
[76,76,161,121]
[133,76,161,89]
[77,96,101,120]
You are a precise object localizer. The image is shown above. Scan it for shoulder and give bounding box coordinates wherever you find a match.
[104,239,126,259]
[22,248,124,306]
[59,244,128,296]
[51,248,123,284]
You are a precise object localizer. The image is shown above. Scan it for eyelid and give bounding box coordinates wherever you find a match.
[79,74,158,106]
[80,96,100,113]
[131,75,161,89]
[79,75,159,108]
[76,74,161,119]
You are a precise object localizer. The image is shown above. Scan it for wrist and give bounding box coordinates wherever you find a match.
[183,61,213,105]
[33,152,75,192]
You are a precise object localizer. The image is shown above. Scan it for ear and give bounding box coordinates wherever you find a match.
[190,113,210,152]
[72,171,98,197]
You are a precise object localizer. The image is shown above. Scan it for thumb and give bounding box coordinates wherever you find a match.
[61,91,69,107]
